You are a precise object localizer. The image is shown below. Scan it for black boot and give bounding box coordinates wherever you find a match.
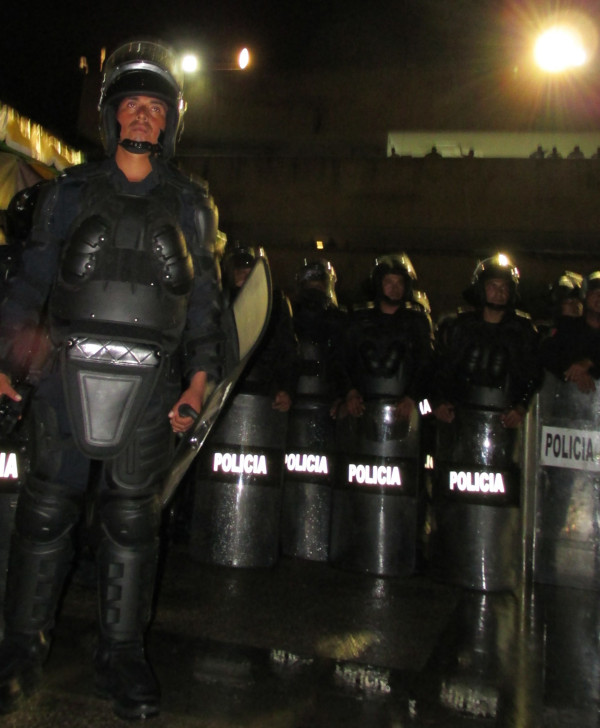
[0,632,49,713]
[94,639,160,720]
[0,479,78,713]
[0,531,73,712]
[94,495,161,720]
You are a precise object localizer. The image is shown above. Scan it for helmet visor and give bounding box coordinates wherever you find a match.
[101,41,183,108]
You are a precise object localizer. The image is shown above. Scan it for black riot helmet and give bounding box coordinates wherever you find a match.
[221,242,266,293]
[6,181,45,244]
[582,271,600,298]
[99,39,185,158]
[371,252,416,304]
[295,258,338,306]
[551,270,583,302]
[464,253,520,309]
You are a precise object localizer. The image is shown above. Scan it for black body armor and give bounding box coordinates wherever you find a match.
[433,309,540,412]
[343,304,432,402]
[50,179,193,350]
[292,294,346,398]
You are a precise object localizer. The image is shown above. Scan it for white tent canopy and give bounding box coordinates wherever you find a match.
[0,103,82,171]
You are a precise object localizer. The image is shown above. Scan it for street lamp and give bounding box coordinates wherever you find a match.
[534,25,587,73]
[237,48,250,70]
[180,48,252,73]
[532,11,597,74]
[181,53,200,74]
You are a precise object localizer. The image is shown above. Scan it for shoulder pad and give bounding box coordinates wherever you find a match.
[514,309,532,321]
[434,310,458,330]
[405,301,431,317]
[59,159,109,182]
[350,301,376,313]
[161,161,210,199]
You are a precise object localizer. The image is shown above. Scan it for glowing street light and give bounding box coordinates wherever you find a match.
[181,48,251,73]
[530,10,597,74]
[237,48,250,70]
[534,25,587,73]
[181,53,200,74]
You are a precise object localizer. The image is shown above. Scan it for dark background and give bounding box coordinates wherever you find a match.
[5,0,599,145]
[3,0,600,318]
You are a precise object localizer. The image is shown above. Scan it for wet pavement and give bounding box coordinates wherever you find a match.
[0,537,598,728]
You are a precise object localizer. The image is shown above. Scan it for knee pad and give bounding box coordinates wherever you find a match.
[98,493,161,548]
[15,477,83,544]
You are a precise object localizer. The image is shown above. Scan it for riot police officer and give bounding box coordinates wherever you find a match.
[0,182,46,301]
[0,40,223,719]
[291,258,346,405]
[221,243,298,408]
[429,253,540,590]
[541,271,600,393]
[329,253,433,576]
[280,259,346,561]
[551,271,584,320]
[432,253,540,428]
[188,243,297,568]
[339,253,433,419]
[536,270,584,340]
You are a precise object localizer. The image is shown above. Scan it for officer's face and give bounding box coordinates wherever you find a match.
[561,298,583,317]
[484,278,510,307]
[116,96,167,145]
[233,267,252,289]
[586,287,600,314]
[381,273,405,301]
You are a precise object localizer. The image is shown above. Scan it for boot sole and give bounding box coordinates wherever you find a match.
[0,665,43,714]
[95,682,160,721]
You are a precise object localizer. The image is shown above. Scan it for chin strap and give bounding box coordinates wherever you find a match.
[119,139,162,155]
[381,295,405,306]
[484,302,509,312]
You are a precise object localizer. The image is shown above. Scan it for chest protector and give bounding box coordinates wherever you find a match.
[458,330,512,410]
[50,182,194,345]
[50,179,194,458]
[357,330,408,398]
[296,336,330,396]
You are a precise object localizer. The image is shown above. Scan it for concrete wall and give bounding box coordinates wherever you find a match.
[183,154,600,320]
[77,64,600,321]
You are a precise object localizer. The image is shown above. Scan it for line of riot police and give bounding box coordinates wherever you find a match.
[186,249,543,588]
[186,247,600,594]
[3,149,600,722]
[3,194,599,594]
[6,37,598,722]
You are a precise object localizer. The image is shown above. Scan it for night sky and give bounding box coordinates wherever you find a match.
[1,0,597,145]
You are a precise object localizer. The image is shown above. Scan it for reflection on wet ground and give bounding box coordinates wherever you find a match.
[1,543,599,727]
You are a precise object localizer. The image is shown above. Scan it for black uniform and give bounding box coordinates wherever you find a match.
[432,308,540,412]
[237,288,299,398]
[291,288,346,400]
[341,302,433,403]
[0,155,222,715]
[540,315,600,381]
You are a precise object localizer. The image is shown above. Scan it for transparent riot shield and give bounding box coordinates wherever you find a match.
[429,407,522,591]
[281,398,336,562]
[330,399,421,577]
[189,393,288,568]
[534,373,600,590]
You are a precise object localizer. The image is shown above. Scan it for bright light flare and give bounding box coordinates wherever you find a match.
[534,25,587,72]
[238,48,250,70]
[181,54,199,74]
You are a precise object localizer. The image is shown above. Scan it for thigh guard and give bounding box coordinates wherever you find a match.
[105,376,178,492]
